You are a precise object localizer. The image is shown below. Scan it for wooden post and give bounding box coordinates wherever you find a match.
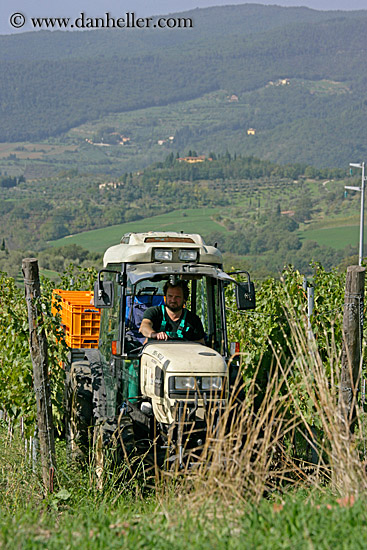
[339,265,365,430]
[22,258,56,493]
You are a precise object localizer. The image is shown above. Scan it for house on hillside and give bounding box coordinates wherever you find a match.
[267,78,290,87]
[247,128,256,136]
[177,155,210,163]
[119,137,131,144]
[99,181,123,190]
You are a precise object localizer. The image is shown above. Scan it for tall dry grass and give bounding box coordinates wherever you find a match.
[279,305,367,496]
[159,302,367,508]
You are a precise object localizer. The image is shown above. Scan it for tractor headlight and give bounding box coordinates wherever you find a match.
[202,377,223,390]
[178,249,198,262]
[173,376,196,390]
[153,249,173,261]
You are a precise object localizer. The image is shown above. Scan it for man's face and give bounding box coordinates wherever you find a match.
[165,286,185,313]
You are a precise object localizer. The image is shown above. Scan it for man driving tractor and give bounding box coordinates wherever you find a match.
[139,280,205,344]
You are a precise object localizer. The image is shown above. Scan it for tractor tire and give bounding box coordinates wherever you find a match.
[65,361,93,460]
[93,414,135,487]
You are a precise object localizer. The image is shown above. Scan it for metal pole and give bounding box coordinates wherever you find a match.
[306,284,319,464]
[307,286,314,342]
[303,276,307,292]
[347,162,366,266]
[359,162,365,266]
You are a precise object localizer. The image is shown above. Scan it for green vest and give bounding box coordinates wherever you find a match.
[160,305,189,339]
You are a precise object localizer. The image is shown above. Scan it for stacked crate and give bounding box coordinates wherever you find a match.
[51,289,101,349]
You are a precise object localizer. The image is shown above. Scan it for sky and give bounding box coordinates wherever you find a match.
[1,0,366,35]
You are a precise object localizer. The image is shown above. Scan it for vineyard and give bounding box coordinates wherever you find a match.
[1,263,367,547]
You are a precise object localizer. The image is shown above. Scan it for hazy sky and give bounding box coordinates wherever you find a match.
[1,0,366,35]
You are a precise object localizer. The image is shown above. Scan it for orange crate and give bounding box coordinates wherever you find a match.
[65,335,99,349]
[52,290,101,349]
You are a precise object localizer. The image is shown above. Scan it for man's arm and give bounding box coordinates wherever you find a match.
[140,318,168,341]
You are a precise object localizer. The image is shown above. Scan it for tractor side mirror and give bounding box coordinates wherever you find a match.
[236,281,256,310]
[93,280,114,308]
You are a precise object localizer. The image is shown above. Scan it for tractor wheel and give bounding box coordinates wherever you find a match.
[65,362,93,460]
[93,414,135,488]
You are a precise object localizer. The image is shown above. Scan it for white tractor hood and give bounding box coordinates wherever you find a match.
[141,341,227,375]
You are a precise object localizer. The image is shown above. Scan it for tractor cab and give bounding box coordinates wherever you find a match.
[95,232,254,357]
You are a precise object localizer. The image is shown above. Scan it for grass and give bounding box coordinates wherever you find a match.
[49,207,363,256]
[1,427,366,549]
[293,78,351,96]
[1,489,367,549]
[0,413,366,550]
[301,224,366,250]
[49,208,227,253]
[39,268,61,282]
[1,295,367,547]
[0,142,77,160]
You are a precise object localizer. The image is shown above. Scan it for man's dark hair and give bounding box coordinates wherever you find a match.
[163,280,189,302]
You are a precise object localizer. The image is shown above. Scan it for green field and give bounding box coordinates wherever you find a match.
[302,224,365,250]
[50,205,364,257]
[50,208,226,253]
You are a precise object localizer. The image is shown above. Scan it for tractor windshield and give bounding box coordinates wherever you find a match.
[126,274,227,355]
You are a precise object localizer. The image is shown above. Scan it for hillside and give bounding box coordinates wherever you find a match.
[1,5,367,167]
[0,5,358,62]
[1,152,362,278]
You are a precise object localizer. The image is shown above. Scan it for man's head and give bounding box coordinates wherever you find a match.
[163,280,189,313]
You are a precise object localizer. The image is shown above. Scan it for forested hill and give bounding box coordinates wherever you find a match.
[1,5,362,62]
[1,4,367,167]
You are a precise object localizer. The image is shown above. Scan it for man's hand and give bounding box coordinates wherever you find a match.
[140,319,169,340]
[152,331,168,341]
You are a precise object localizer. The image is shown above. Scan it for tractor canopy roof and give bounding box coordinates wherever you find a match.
[103,232,223,268]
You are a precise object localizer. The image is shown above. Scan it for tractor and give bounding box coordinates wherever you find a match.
[64,231,255,468]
